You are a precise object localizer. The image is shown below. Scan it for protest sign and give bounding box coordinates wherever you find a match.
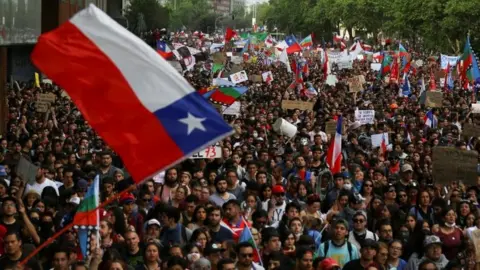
[16,156,38,185]
[327,51,342,63]
[425,91,443,107]
[354,110,375,125]
[281,100,314,111]
[190,145,222,159]
[325,120,345,134]
[231,56,243,64]
[347,75,365,92]
[371,133,389,147]
[462,124,480,138]
[262,71,274,83]
[472,104,480,114]
[222,101,241,116]
[370,63,381,71]
[440,54,459,69]
[432,147,478,185]
[249,75,262,82]
[36,93,56,113]
[229,70,248,84]
[338,60,353,70]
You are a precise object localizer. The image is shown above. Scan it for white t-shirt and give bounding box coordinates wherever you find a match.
[263,200,286,227]
[24,178,59,197]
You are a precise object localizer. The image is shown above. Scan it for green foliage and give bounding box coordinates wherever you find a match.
[124,0,170,34]
[263,0,480,53]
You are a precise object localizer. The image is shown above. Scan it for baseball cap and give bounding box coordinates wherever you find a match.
[424,235,442,248]
[120,193,135,204]
[401,164,413,173]
[319,258,340,270]
[272,185,285,195]
[146,219,161,228]
[333,218,349,229]
[204,242,226,256]
[361,239,379,250]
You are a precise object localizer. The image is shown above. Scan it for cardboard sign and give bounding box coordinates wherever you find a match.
[432,147,478,185]
[425,91,443,107]
[36,93,56,112]
[281,100,314,111]
[325,121,345,134]
[262,71,274,83]
[229,70,248,84]
[16,156,38,185]
[249,75,262,82]
[190,145,222,159]
[354,110,375,125]
[348,75,365,92]
[462,124,480,138]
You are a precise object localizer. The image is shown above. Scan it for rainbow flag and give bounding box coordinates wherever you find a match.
[300,35,313,48]
[73,175,100,258]
[238,219,262,265]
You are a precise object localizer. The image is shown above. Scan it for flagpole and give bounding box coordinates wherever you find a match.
[20,185,136,265]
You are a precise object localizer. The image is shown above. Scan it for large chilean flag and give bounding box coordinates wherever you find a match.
[326,116,343,174]
[30,4,233,183]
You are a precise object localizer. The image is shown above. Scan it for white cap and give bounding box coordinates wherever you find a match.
[68,197,81,205]
[146,219,161,227]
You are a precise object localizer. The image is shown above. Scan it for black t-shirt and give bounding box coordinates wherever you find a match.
[342,259,364,270]
[0,219,21,234]
[123,247,144,268]
[0,253,42,270]
[209,226,233,243]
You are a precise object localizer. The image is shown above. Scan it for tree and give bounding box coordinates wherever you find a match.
[168,0,215,32]
[124,0,170,33]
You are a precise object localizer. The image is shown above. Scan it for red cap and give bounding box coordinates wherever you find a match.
[272,185,285,194]
[120,193,135,204]
[319,258,340,270]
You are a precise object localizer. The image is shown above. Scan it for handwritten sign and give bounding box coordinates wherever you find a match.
[432,147,478,185]
[36,93,56,112]
[229,70,248,84]
[190,145,222,159]
[281,100,314,111]
[354,110,375,125]
[425,91,443,107]
[347,75,365,92]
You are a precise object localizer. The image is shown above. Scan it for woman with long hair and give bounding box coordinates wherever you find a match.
[408,190,434,224]
[457,201,473,228]
[170,185,188,209]
[281,230,296,258]
[135,242,161,270]
[187,205,208,231]
[360,179,374,207]
[189,228,210,254]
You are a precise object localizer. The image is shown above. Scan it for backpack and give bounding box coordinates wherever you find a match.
[323,240,353,260]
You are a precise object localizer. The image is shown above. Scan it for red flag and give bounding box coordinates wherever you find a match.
[380,134,387,159]
[225,27,237,42]
[390,56,399,83]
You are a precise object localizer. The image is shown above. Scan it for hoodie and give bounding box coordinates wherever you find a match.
[405,254,449,270]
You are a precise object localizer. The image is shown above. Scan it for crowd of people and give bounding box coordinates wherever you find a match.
[0,31,478,270]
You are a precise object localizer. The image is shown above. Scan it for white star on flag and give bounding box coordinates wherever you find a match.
[179,112,207,135]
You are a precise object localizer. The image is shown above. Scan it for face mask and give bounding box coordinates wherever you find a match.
[253,132,258,138]
[187,252,200,262]
[422,228,430,235]
[344,183,352,190]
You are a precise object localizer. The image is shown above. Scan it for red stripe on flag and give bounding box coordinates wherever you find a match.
[31,21,184,182]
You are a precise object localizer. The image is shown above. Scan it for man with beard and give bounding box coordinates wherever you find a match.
[226,169,245,201]
[24,165,59,197]
[98,151,120,180]
[159,168,179,203]
[209,176,236,207]
[236,242,265,270]
[207,206,233,243]
[222,199,250,241]
[288,156,316,189]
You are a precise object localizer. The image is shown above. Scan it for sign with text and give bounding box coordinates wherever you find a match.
[354,110,375,125]
[347,75,365,92]
[229,70,248,84]
[16,157,38,185]
[222,101,241,116]
[36,93,56,113]
[432,147,478,185]
[425,91,443,107]
[281,100,314,111]
[190,145,222,159]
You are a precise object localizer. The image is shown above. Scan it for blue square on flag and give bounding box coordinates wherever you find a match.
[285,35,298,46]
[157,40,167,51]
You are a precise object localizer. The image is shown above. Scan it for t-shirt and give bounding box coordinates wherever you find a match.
[24,178,59,197]
[342,259,364,270]
[210,226,233,243]
[209,192,236,207]
[0,253,42,270]
[0,220,21,234]
[317,241,360,268]
[123,248,144,269]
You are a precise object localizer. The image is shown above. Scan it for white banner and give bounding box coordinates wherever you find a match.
[222,101,241,116]
[440,54,459,69]
[190,145,222,159]
[230,70,248,84]
[355,110,375,125]
[338,60,353,70]
[327,51,343,63]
